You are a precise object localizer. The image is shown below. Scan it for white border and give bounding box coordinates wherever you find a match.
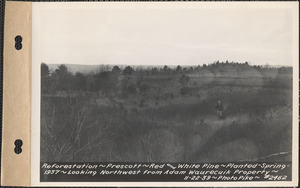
[31,2,299,187]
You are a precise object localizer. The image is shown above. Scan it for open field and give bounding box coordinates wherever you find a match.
[41,63,292,162]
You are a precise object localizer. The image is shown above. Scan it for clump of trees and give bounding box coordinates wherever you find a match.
[41,63,87,94]
[41,63,140,98]
[93,71,118,95]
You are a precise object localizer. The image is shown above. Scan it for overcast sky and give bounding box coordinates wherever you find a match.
[35,2,296,66]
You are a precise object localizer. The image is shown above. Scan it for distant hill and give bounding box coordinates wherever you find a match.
[47,64,169,74]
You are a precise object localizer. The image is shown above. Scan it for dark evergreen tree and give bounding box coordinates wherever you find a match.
[41,63,51,94]
[123,66,134,76]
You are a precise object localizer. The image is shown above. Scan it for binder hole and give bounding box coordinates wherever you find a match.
[14,35,23,50]
[14,139,23,154]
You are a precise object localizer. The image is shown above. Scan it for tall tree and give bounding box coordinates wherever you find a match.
[123,66,134,76]
[112,66,121,73]
[41,63,51,94]
[163,65,169,72]
[176,65,182,72]
[52,64,73,91]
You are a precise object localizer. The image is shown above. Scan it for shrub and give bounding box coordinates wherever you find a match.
[139,83,150,93]
[179,74,190,86]
[180,87,190,96]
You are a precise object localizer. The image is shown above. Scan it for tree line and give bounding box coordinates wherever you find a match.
[41,62,292,96]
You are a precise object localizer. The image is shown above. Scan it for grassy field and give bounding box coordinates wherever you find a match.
[41,64,292,162]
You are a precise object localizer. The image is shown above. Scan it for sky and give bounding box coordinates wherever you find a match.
[34,2,297,66]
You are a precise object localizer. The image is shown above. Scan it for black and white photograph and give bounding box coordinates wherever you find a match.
[31,2,298,186]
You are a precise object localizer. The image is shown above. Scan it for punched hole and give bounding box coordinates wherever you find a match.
[14,139,23,154]
[14,35,23,50]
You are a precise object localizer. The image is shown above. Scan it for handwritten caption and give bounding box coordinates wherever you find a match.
[41,162,291,182]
